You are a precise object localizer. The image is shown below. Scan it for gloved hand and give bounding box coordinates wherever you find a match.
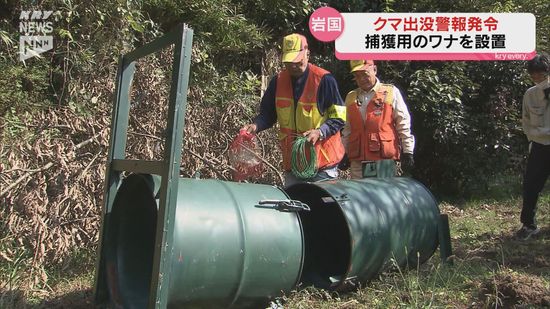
[401,153,414,172]
[338,153,350,171]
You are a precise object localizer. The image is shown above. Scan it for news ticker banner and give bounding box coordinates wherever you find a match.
[308,7,536,61]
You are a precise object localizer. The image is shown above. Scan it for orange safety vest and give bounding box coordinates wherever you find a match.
[275,64,345,171]
[345,84,400,161]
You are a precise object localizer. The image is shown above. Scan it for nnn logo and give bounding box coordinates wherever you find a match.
[19,10,54,61]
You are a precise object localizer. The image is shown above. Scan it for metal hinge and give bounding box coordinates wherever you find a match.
[255,199,311,212]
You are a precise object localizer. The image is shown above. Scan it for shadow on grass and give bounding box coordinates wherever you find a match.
[453,226,550,277]
[36,288,94,309]
[447,226,550,308]
[0,288,94,309]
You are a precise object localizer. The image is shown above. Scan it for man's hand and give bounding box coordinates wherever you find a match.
[401,153,414,172]
[303,129,321,144]
[242,123,257,134]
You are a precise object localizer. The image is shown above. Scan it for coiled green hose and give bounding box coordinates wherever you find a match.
[291,136,318,179]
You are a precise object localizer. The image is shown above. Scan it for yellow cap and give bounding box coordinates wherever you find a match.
[350,60,375,73]
[282,34,308,63]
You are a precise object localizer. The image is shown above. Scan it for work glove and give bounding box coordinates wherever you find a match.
[338,153,350,171]
[401,153,414,172]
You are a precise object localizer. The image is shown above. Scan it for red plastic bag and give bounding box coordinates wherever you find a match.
[228,129,263,181]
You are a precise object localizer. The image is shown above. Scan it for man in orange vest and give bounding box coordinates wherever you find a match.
[242,33,346,186]
[341,60,415,179]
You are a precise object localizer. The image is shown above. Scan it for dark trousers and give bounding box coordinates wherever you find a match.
[521,142,550,228]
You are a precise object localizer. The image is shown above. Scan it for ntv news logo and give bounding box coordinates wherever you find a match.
[19,10,54,61]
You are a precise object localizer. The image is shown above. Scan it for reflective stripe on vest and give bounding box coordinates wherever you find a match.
[275,64,345,171]
[345,84,400,161]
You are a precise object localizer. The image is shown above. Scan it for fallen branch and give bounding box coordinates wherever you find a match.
[74,130,104,150]
[0,162,54,197]
[337,300,359,308]
[185,148,229,180]
[128,130,162,141]
[75,151,101,183]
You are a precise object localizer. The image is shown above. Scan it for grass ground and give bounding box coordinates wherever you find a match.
[1,186,549,308]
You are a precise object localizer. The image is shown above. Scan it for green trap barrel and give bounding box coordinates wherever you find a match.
[104,174,304,308]
[285,177,440,290]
